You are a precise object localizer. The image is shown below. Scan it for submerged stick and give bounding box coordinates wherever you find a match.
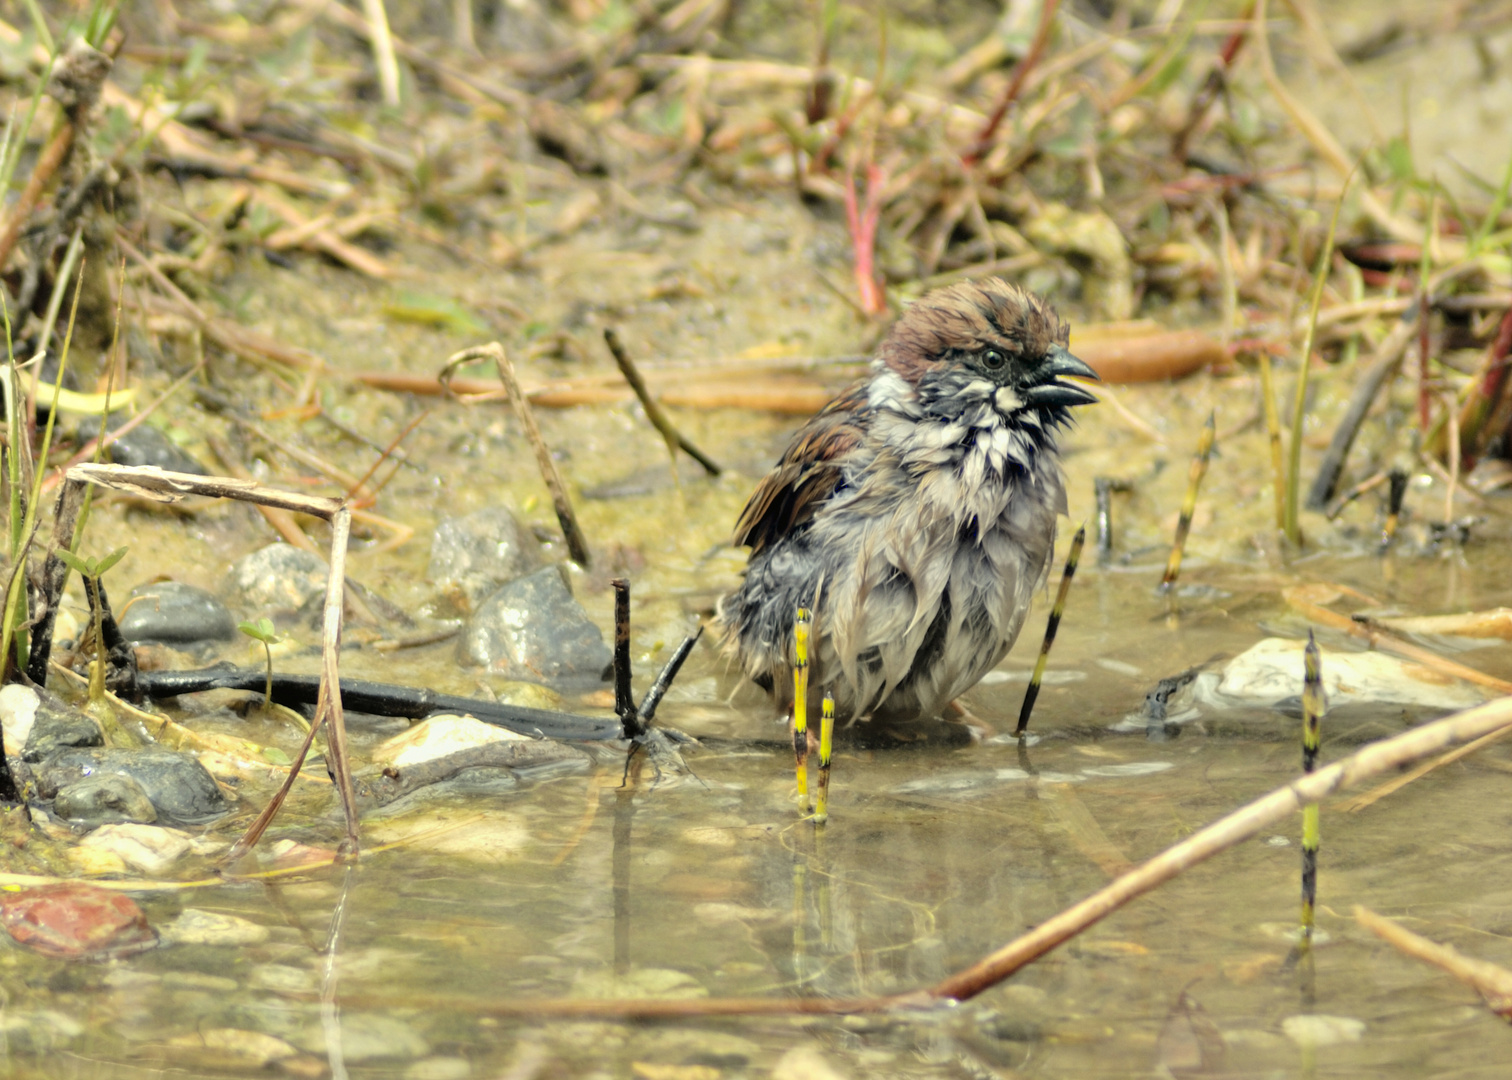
[1160,411,1215,590]
[442,344,591,567]
[1016,524,1085,737]
[603,329,721,476]
[815,690,835,824]
[793,608,811,811]
[1299,632,1324,950]
[1356,907,1512,1017]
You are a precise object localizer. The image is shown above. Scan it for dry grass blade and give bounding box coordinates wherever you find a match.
[442,344,591,566]
[63,465,358,858]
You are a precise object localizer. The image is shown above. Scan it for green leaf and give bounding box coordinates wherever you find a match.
[238,617,278,644]
[261,746,293,766]
[383,291,491,337]
[94,546,127,576]
[56,549,88,575]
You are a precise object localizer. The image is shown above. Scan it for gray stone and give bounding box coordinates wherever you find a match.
[228,544,328,615]
[105,417,208,475]
[456,567,610,687]
[53,773,158,826]
[427,506,542,610]
[293,1013,430,1062]
[20,693,102,763]
[120,581,236,644]
[37,748,228,825]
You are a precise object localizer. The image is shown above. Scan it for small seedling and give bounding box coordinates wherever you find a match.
[238,617,280,713]
[56,545,127,704]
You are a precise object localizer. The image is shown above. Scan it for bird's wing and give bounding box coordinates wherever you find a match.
[732,382,870,555]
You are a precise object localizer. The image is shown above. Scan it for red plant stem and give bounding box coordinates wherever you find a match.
[1481,306,1512,404]
[963,0,1060,166]
[844,164,887,316]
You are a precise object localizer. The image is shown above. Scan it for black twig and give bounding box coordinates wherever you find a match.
[604,329,722,476]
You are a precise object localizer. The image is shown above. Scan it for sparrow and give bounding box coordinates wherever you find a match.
[718,278,1098,730]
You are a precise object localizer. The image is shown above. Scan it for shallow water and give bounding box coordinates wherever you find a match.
[7,3,1512,1074]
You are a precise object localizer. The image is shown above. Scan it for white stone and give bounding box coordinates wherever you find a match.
[78,823,191,875]
[1281,1014,1365,1047]
[1215,638,1485,710]
[168,1028,297,1067]
[771,1047,852,1080]
[0,684,39,757]
[372,714,527,769]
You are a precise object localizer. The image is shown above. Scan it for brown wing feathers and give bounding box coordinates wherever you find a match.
[732,383,868,554]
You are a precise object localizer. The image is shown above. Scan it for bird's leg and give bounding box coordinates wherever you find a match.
[815,689,835,823]
[792,608,812,813]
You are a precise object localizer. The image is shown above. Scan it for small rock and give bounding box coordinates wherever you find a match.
[167,1028,298,1069]
[105,416,208,475]
[38,747,228,825]
[17,691,102,763]
[53,773,158,826]
[0,883,157,959]
[248,964,317,994]
[1216,638,1485,711]
[1280,1014,1366,1047]
[771,1047,851,1080]
[406,1057,473,1080]
[427,506,543,610]
[574,968,707,1000]
[78,823,192,875]
[0,1010,86,1053]
[293,1013,430,1062]
[163,908,270,946]
[119,581,236,644]
[372,714,529,769]
[457,567,611,687]
[228,544,329,615]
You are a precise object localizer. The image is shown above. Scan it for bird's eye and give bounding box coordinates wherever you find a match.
[982,349,1007,369]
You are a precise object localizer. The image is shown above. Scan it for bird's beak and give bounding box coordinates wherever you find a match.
[1024,345,1100,408]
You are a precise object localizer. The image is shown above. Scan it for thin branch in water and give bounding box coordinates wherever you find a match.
[603,329,721,476]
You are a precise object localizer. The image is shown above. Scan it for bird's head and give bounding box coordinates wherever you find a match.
[877,277,1099,420]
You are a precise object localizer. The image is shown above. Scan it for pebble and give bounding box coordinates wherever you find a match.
[248,964,318,994]
[166,1028,298,1069]
[104,416,209,475]
[0,1010,86,1053]
[1280,1014,1366,1047]
[53,772,158,826]
[38,747,229,825]
[372,714,529,769]
[405,1057,473,1080]
[119,581,237,644]
[770,1047,852,1080]
[1216,638,1485,711]
[163,908,271,946]
[0,884,158,959]
[427,505,543,610]
[228,544,329,615]
[292,1013,431,1062]
[0,684,40,757]
[573,968,707,1000]
[78,823,192,875]
[457,567,611,687]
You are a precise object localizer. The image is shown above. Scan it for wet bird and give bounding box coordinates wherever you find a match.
[718,277,1099,734]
